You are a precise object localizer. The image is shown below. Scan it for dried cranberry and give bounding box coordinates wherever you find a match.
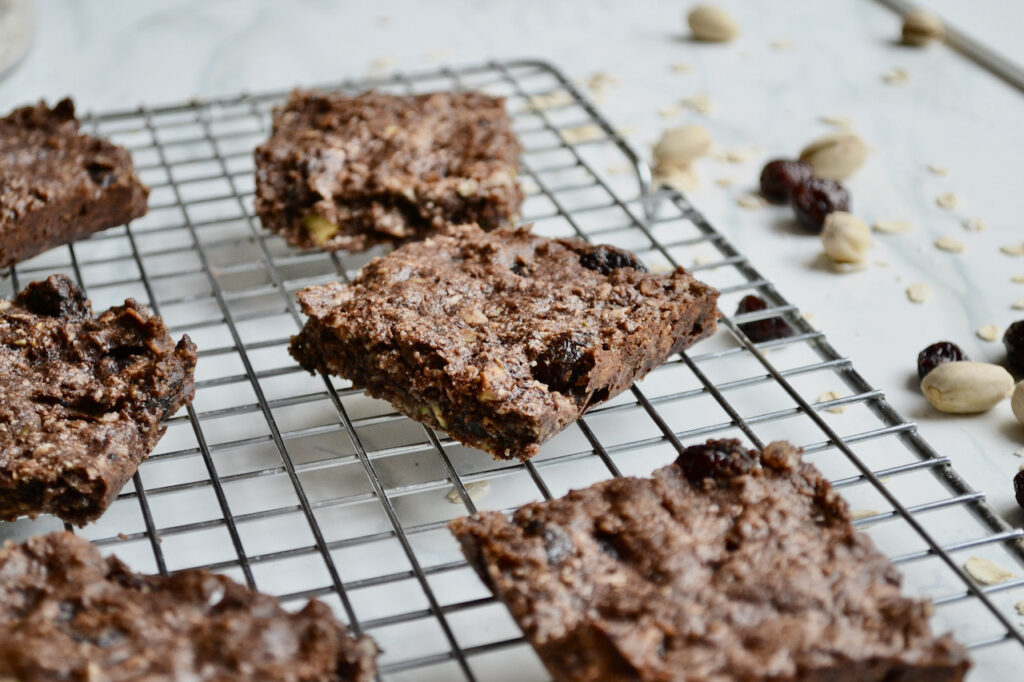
[577,245,647,275]
[13,275,90,319]
[917,341,969,380]
[676,439,758,484]
[86,161,117,188]
[759,159,813,204]
[789,177,850,232]
[1015,469,1024,511]
[1004,321,1024,372]
[735,294,793,343]
[532,332,594,395]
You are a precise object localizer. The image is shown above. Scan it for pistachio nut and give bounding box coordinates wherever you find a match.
[1012,381,1024,426]
[902,8,945,47]
[653,124,712,171]
[821,212,871,263]
[798,132,869,180]
[920,361,1014,414]
[687,5,739,43]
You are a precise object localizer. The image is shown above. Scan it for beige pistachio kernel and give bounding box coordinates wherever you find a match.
[977,324,1001,342]
[798,132,869,180]
[687,5,740,42]
[653,124,712,172]
[935,236,964,253]
[935,192,961,210]
[920,361,1014,414]
[873,219,913,234]
[902,8,945,46]
[964,556,1016,585]
[1012,382,1024,426]
[821,212,871,263]
[303,215,340,245]
[906,282,932,304]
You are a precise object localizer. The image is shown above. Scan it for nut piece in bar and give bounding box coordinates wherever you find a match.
[254,89,523,252]
[450,439,970,682]
[290,224,719,460]
[0,531,378,682]
[0,275,196,525]
[0,98,149,268]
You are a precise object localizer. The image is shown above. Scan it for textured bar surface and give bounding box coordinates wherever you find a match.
[291,224,719,459]
[451,439,970,681]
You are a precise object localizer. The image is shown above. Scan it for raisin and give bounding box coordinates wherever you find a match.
[593,531,622,560]
[759,159,813,204]
[789,177,850,232]
[532,332,593,395]
[1004,321,1024,372]
[510,261,529,277]
[578,245,648,275]
[86,161,117,188]
[917,341,969,380]
[676,439,759,484]
[1015,469,1024,511]
[13,275,90,319]
[735,294,793,343]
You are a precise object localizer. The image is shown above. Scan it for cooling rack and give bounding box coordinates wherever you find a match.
[3,59,1024,681]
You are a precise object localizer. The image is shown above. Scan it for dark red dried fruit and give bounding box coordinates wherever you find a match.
[577,245,647,275]
[1015,469,1024,511]
[790,177,851,232]
[759,159,813,203]
[735,294,793,343]
[1004,321,1024,372]
[676,438,759,484]
[532,332,594,395]
[13,275,90,319]
[917,341,969,380]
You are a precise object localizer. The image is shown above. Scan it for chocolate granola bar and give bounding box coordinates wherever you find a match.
[450,439,970,682]
[254,90,522,252]
[0,98,148,268]
[0,531,377,681]
[0,275,196,525]
[290,225,718,460]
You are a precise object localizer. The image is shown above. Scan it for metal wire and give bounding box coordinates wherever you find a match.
[5,59,1024,679]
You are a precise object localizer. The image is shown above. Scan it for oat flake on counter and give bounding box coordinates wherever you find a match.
[935,192,961,210]
[874,220,913,234]
[906,282,932,304]
[935,237,964,253]
[976,324,1001,342]
[964,556,1016,585]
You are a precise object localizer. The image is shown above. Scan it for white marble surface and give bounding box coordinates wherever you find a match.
[3,0,1022,519]
[2,0,1024,674]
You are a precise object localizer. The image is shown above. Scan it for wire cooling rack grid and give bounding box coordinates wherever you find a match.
[2,59,1024,680]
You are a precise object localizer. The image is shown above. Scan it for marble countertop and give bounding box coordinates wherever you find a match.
[3,0,1024,540]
